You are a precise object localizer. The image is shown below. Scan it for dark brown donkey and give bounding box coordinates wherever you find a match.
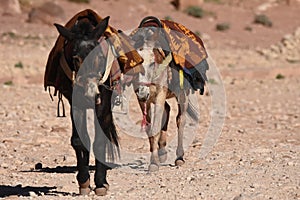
[44,10,142,196]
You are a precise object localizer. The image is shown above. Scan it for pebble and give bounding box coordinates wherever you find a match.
[29,191,37,197]
[265,157,273,162]
[35,162,43,170]
[1,163,9,169]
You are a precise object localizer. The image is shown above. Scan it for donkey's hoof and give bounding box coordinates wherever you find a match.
[79,187,91,195]
[94,184,109,196]
[78,179,91,195]
[148,164,159,172]
[175,158,185,166]
[158,149,168,163]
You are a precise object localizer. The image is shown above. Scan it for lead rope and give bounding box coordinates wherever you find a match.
[57,92,66,117]
[141,102,150,131]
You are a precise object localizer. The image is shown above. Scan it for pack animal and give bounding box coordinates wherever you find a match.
[48,14,119,196]
[130,17,202,172]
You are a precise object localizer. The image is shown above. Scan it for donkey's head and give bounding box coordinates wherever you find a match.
[54,16,110,99]
[54,16,109,71]
[131,26,171,102]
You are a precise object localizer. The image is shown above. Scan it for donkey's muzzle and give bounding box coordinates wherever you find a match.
[135,85,150,102]
[84,77,100,100]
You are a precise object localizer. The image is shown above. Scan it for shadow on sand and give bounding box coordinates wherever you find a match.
[0,184,73,198]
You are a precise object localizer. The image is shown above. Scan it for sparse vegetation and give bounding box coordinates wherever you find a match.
[208,78,218,84]
[204,0,222,3]
[164,16,173,21]
[276,74,285,79]
[14,62,24,69]
[185,6,205,18]
[195,31,201,37]
[68,0,90,3]
[2,32,16,38]
[216,23,230,31]
[4,81,13,86]
[244,26,253,32]
[254,14,273,27]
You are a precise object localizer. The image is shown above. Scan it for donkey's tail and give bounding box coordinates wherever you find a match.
[105,119,120,162]
[187,99,200,122]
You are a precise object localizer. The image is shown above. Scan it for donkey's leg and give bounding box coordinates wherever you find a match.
[148,87,167,172]
[158,102,170,163]
[175,96,188,166]
[71,107,91,195]
[93,112,110,196]
[139,101,160,172]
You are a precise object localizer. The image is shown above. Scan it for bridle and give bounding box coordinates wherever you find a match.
[60,35,118,91]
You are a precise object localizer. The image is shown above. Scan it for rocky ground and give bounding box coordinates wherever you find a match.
[0,0,299,199]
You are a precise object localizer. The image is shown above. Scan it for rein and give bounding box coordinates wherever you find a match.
[98,39,115,86]
[59,51,76,86]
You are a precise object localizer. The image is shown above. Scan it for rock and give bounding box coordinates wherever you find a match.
[233,194,243,200]
[260,26,300,62]
[29,191,38,197]
[171,0,204,11]
[0,0,21,15]
[27,2,65,25]
[35,162,43,170]
[0,163,9,169]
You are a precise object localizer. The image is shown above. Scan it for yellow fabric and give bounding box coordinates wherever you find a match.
[179,69,184,89]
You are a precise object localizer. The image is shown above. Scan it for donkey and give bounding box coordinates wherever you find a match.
[130,17,200,172]
[51,15,119,195]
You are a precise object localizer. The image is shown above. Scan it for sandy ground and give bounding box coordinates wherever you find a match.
[0,0,299,199]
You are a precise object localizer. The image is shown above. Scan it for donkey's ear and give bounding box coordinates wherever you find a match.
[54,23,75,41]
[92,16,110,39]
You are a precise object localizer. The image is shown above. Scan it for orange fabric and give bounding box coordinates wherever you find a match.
[160,20,208,69]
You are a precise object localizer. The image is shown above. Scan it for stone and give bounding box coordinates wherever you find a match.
[28,2,65,25]
[0,0,21,15]
[171,0,204,11]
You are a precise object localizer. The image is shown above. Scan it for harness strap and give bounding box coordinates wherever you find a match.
[59,52,76,85]
[153,52,172,79]
[99,40,115,85]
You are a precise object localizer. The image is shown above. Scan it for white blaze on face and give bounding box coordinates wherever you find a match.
[85,77,100,99]
[137,40,156,84]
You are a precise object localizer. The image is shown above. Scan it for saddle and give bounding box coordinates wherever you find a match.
[136,16,209,95]
[44,9,144,98]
